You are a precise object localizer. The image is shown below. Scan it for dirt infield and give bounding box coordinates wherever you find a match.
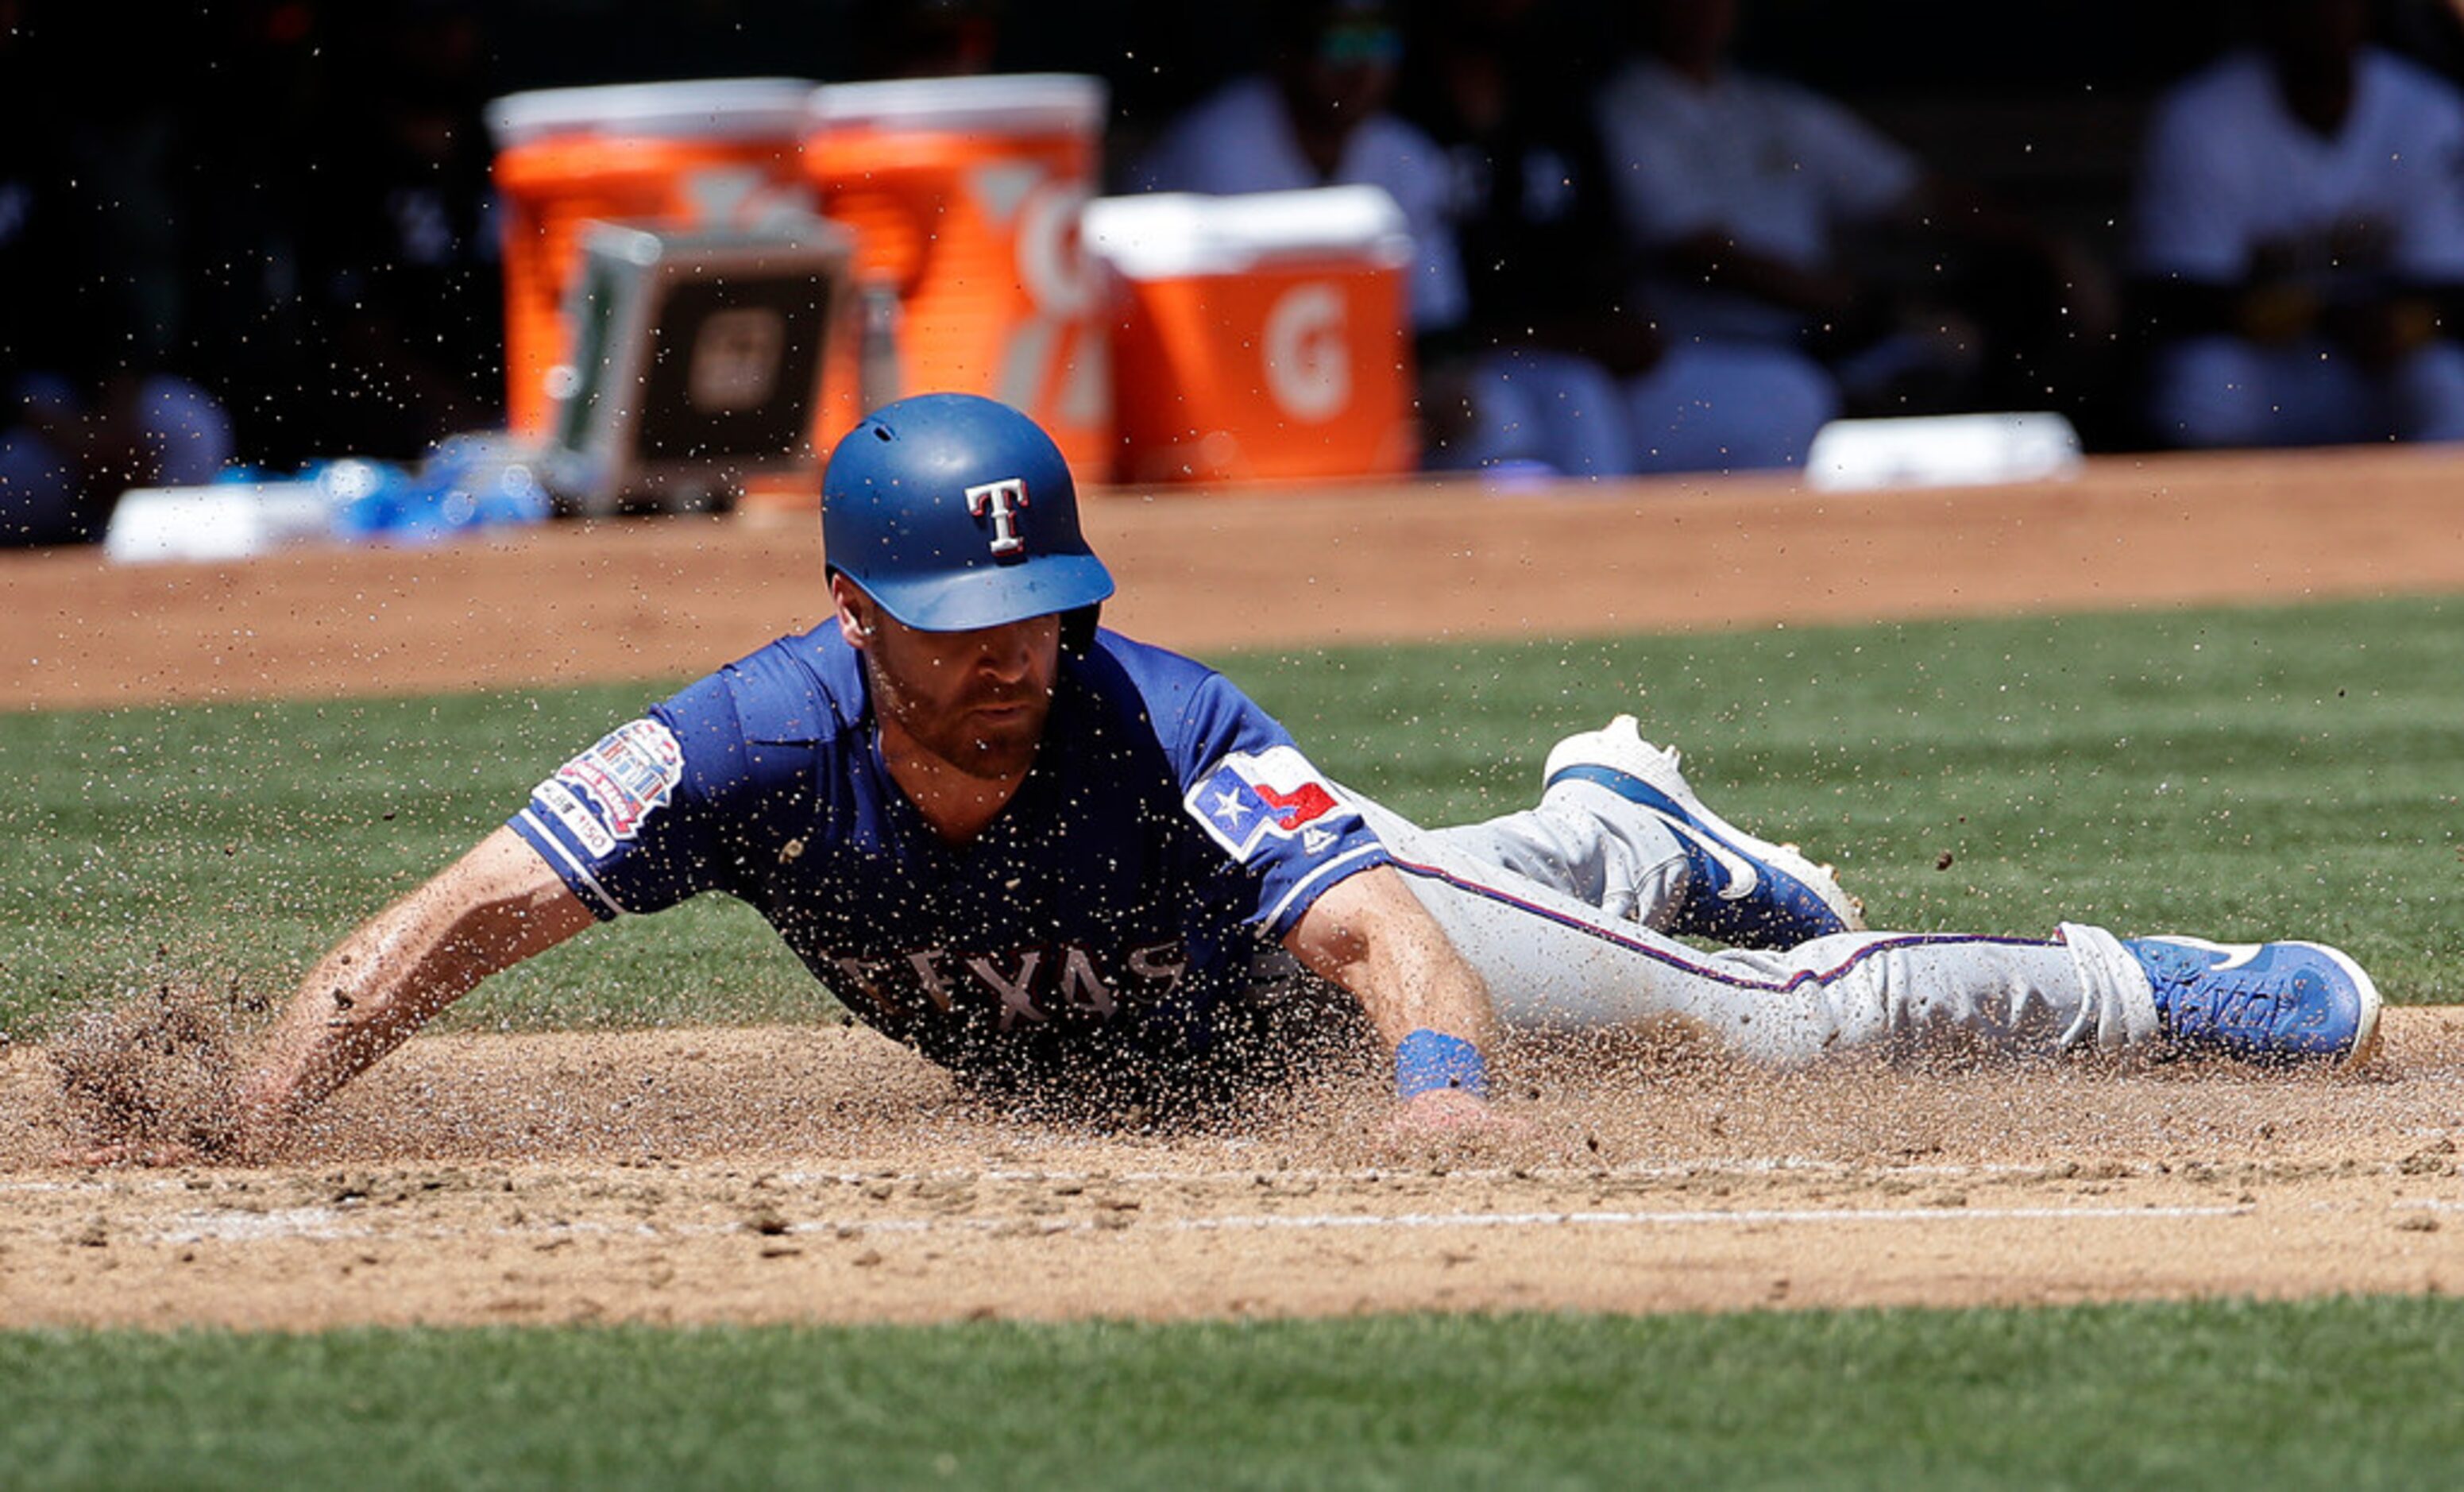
[10,445,2464,711]
[7,1019,2464,1328]
[6,449,2464,1329]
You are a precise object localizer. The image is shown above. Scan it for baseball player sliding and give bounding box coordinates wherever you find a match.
[161,393,2377,1160]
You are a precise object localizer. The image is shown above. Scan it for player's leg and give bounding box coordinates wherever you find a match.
[1357,791,2148,1061]
[1413,716,1860,949]
[1346,802,2380,1070]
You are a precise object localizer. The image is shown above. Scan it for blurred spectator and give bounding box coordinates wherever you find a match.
[287,2,506,462]
[854,0,1003,79]
[1592,0,2106,423]
[0,2,233,547]
[1128,0,1467,336]
[1398,0,1834,473]
[2127,0,2464,448]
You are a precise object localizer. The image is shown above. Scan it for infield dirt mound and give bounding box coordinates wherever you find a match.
[5,1012,2462,1329]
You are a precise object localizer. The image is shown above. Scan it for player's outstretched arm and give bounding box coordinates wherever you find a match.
[230,826,596,1157]
[1285,865,1507,1129]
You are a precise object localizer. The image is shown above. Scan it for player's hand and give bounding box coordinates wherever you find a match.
[1377,1088,1534,1156]
[60,1095,274,1169]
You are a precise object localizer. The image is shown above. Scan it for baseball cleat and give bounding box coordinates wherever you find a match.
[2126,936,2383,1069]
[1543,714,1864,949]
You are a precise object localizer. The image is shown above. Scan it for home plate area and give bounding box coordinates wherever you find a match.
[6,1014,2462,1329]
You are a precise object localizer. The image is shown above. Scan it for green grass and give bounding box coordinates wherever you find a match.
[6,594,2461,1038]
[0,682,835,1035]
[6,1298,2464,1489]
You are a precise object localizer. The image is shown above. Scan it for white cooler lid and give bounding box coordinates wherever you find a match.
[1806,412,2084,493]
[104,483,335,565]
[1083,187,1414,279]
[489,78,819,148]
[809,73,1106,136]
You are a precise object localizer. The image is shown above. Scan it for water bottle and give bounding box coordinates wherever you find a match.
[859,280,904,415]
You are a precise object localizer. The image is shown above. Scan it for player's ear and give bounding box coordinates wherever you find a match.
[829,572,875,649]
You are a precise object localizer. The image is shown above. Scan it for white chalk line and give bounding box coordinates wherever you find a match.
[133,1200,2260,1247]
[0,1156,2180,1199]
[26,1157,2439,1213]
[770,1158,2072,1186]
[1146,1204,2258,1231]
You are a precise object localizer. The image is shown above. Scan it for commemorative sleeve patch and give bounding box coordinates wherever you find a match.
[533,777,617,858]
[1187,745,1356,861]
[540,717,686,845]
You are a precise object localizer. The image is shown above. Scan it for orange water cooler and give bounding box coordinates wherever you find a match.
[487,79,821,437]
[1083,186,1418,484]
[804,74,1111,473]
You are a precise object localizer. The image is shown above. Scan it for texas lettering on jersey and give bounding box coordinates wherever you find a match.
[508,629,1399,1076]
[829,938,1188,1029]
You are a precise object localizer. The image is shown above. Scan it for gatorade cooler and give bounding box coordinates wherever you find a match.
[488,79,819,435]
[1083,187,1418,484]
[805,74,1111,472]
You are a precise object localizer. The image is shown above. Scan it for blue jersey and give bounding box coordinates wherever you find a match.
[508,627,1389,1083]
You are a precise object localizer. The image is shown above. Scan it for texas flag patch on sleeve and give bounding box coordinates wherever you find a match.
[1186,746,1358,861]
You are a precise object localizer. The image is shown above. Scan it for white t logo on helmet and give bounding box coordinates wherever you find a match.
[964,477,1031,556]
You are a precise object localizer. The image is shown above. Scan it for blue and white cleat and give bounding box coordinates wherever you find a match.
[2126,936,2383,1069]
[1543,714,1864,949]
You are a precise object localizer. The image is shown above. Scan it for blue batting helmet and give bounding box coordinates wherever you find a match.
[821,392,1115,632]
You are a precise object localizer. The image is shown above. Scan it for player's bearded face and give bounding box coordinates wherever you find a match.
[859,607,1061,779]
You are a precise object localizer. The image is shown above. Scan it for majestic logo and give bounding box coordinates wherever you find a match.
[964,477,1031,557]
[1188,746,1354,861]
